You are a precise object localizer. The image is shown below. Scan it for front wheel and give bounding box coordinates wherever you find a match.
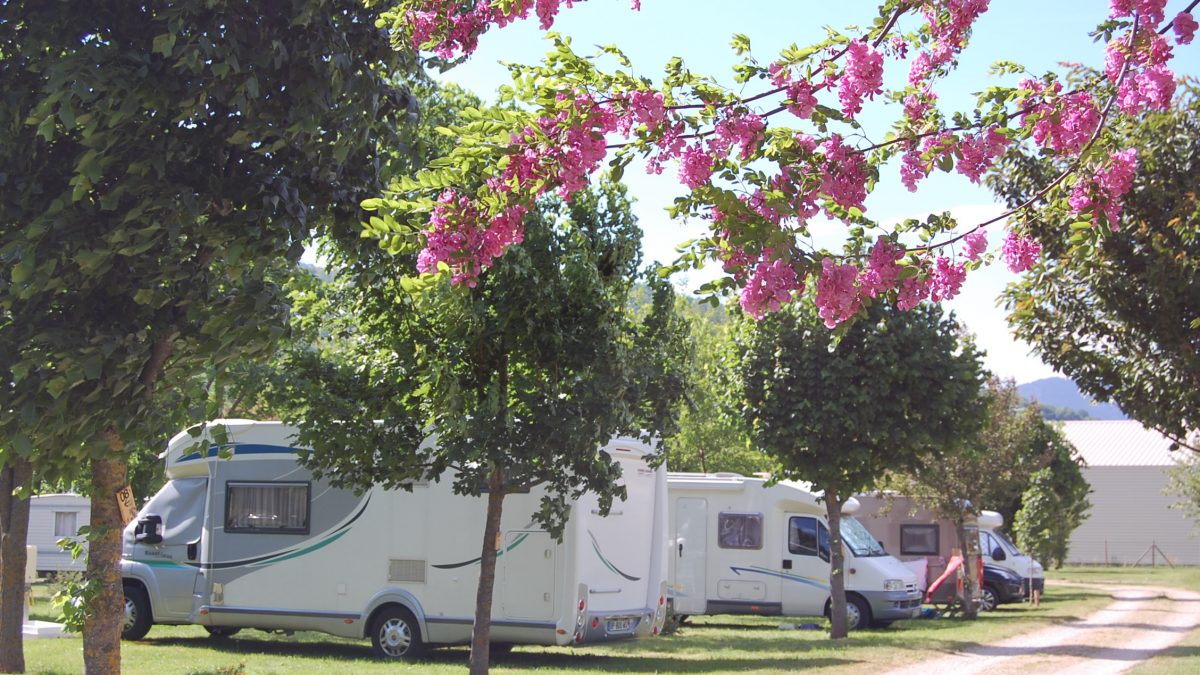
[370,606,425,660]
[121,584,152,641]
[980,585,999,612]
[845,595,872,631]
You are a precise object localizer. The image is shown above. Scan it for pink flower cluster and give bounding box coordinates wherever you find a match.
[818,135,869,214]
[1110,0,1167,26]
[1105,25,1176,114]
[1175,12,1198,44]
[815,258,863,328]
[1019,80,1101,155]
[900,131,955,192]
[1068,148,1139,228]
[909,0,991,86]
[1001,231,1042,273]
[962,229,988,260]
[956,126,1010,183]
[739,252,806,319]
[418,190,528,286]
[838,41,885,117]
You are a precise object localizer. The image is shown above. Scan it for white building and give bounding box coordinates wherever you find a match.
[1060,421,1200,566]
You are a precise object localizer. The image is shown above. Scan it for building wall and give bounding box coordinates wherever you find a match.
[1068,466,1200,566]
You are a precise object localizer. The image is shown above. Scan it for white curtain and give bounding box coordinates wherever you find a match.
[226,483,308,532]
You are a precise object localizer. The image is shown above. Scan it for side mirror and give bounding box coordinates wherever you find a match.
[991,547,1006,561]
[135,514,163,545]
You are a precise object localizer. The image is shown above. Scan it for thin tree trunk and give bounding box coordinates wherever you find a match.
[468,464,506,675]
[83,452,128,675]
[825,489,848,639]
[956,519,979,620]
[0,457,33,673]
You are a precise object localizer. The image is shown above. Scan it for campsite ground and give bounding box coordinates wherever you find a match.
[19,566,1200,674]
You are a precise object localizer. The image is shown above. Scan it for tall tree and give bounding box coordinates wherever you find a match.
[278,178,687,673]
[739,300,987,637]
[988,81,1200,451]
[1165,455,1200,535]
[0,3,414,671]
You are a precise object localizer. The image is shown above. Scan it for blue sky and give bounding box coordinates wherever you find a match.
[432,0,1199,384]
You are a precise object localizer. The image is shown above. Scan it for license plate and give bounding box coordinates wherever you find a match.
[606,618,632,632]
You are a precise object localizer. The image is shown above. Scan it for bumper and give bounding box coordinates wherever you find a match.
[994,579,1025,604]
[859,589,924,621]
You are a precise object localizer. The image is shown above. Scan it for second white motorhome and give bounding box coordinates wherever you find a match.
[120,420,669,659]
[27,493,90,574]
[666,473,922,630]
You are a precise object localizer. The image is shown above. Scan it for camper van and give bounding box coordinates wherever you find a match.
[120,420,669,659]
[666,473,923,630]
[856,494,1043,610]
[27,493,91,574]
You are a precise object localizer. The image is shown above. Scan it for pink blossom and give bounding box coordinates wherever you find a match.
[1105,26,1176,114]
[818,135,869,215]
[1020,80,1101,154]
[616,90,667,135]
[903,89,936,124]
[710,112,766,161]
[1109,0,1167,26]
[679,144,714,189]
[859,239,903,298]
[1001,232,1042,273]
[956,126,1010,183]
[908,51,934,87]
[786,79,818,119]
[838,41,884,117]
[418,191,529,287]
[962,229,988,261]
[929,256,966,302]
[1069,148,1139,228]
[900,131,956,192]
[896,275,931,311]
[814,258,862,328]
[1174,12,1198,44]
[739,254,805,319]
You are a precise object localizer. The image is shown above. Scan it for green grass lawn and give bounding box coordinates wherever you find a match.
[20,578,1118,674]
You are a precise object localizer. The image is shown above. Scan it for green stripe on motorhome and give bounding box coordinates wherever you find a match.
[588,530,640,581]
[431,532,531,570]
[247,528,351,567]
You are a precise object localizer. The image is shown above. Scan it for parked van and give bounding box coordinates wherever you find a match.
[27,493,90,574]
[977,511,1044,600]
[666,473,922,630]
[120,420,669,659]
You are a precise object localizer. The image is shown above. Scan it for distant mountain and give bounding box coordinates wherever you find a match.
[1017,377,1127,420]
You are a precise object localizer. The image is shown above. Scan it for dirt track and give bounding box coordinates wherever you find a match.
[883,582,1200,675]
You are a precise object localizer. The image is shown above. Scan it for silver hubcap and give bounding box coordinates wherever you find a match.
[123,597,136,632]
[379,618,412,657]
[846,603,862,629]
[981,590,996,611]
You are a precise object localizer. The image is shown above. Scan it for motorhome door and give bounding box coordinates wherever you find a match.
[672,497,707,614]
[781,514,831,615]
[130,477,209,620]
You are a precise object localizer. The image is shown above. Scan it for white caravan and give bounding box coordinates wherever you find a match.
[667,473,922,630]
[977,511,1044,597]
[27,493,91,574]
[120,420,669,659]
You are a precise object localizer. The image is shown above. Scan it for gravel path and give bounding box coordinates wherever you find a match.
[884,582,1200,675]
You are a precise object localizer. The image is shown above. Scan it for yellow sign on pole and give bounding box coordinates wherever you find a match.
[116,486,138,526]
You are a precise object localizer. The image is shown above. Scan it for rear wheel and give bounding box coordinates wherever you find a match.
[204,626,242,639]
[980,585,999,612]
[370,606,425,660]
[121,584,152,641]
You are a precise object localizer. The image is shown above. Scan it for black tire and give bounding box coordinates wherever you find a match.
[980,585,999,612]
[121,584,153,641]
[370,606,425,660]
[845,594,872,631]
[204,626,242,639]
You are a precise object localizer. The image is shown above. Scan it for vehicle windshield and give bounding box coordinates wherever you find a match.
[991,529,1022,556]
[841,516,888,557]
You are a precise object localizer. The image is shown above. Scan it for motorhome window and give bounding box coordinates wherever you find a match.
[900,524,940,555]
[53,512,78,538]
[841,516,888,557]
[817,521,830,562]
[225,482,310,534]
[789,517,819,556]
[991,529,1022,556]
[718,512,763,549]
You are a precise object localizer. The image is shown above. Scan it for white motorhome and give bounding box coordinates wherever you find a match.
[27,493,91,574]
[667,473,922,630]
[120,420,669,659]
[977,511,1044,599]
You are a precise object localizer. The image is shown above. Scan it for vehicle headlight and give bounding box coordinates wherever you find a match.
[883,579,905,592]
[1032,561,1044,575]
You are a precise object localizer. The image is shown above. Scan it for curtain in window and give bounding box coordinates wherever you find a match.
[53,511,78,538]
[226,483,308,532]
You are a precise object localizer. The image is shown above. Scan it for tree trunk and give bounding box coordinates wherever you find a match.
[955,520,979,620]
[0,457,33,673]
[468,464,507,675]
[83,454,128,675]
[825,489,848,639]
